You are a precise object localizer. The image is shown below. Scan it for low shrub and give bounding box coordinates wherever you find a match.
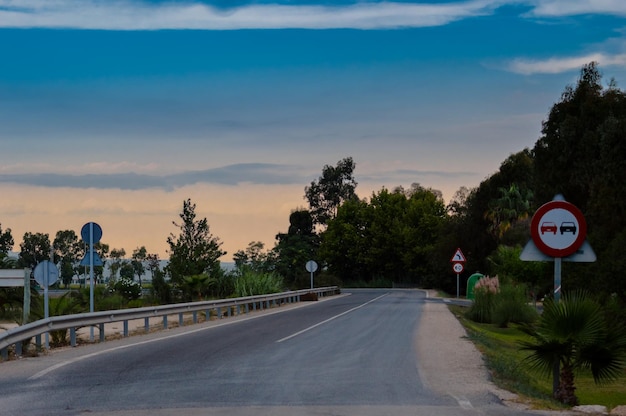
[492,284,538,328]
[234,269,283,297]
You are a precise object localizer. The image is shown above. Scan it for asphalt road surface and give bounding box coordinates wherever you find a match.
[0,289,556,416]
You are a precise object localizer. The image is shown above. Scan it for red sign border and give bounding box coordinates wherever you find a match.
[452,262,464,274]
[450,248,466,263]
[530,200,587,258]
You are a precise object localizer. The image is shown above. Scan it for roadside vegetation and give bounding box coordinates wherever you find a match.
[451,285,626,410]
[2,62,626,407]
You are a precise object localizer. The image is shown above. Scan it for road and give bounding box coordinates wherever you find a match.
[0,290,551,416]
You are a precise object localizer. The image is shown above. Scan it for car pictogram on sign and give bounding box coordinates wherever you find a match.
[530,200,587,258]
[560,222,577,235]
[540,222,557,234]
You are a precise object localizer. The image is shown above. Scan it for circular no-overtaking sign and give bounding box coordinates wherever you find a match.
[530,200,587,258]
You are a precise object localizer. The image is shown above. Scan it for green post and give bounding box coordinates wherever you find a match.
[466,273,484,300]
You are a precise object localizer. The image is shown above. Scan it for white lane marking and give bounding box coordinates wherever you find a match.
[28,300,329,381]
[451,395,474,410]
[276,293,389,343]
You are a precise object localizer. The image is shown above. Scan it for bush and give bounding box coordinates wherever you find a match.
[113,277,142,301]
[467,276,538,327]
[467,276,499,323]
[492,284,538,328]
[234,269,283,297]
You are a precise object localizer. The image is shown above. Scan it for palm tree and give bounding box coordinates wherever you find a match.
[485,183,533,241]
[519,291,626,405]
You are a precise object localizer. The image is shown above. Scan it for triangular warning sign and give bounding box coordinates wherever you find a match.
[450,248,466,263]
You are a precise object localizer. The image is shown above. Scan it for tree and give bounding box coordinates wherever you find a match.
[484,184,533,242]
[53,230,81,287]
[304,156,358,227]
[320,185,446,286]
[520,291,626,405]
[131,246,147,286]
[531,62,626,300]
[166,199,226,286]
[108,248,127,284]
[233,241,275,274]
[0,223,14,255]
[18,232,51,270]
[274,209,319,288]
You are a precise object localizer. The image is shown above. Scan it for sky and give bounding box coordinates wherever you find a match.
[1,0,626,261]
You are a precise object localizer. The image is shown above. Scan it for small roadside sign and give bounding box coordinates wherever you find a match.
[450,248,466,263]
[452,262,464,274]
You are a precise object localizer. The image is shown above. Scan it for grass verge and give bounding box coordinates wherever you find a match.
[448,305,626,411]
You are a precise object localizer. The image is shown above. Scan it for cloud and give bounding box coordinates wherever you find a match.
[0,163,309,190]
[0,0,499,30]
[524,0,626,18]
[506,53,626,75]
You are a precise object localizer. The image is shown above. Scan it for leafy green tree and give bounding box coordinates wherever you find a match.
[119,262,135,280]
[305,156,358,227]
[319,198,371,283]
[108,248,126,284]
[18,232,51,270]
[131,246,147,286]
[0,223,14,255]
[53,230,81,287]
[146,252,161,276]
[485,184,533,242]
[233,241,276,274]
[531,62,626,300]
[150,268,172,304]
[401,185,447,285]
[320,185,445,286]
[520,291,626,405]
[274,209,320,288]
[166,198,226,287]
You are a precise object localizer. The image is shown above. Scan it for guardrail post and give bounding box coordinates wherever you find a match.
[163,315,168,329]
[35,334,41,350]
[1,347,7,360]
[179,313,184,327]
[217,307,222,319]
[245,303,249,314]
[70,328,76,346]
[99,324,105,342]
[236,305,240,316]
[204,309,210,321]
[193,311,198,324]
[15,341,22,356]
[144,317,150,333]
[123,321,129,337]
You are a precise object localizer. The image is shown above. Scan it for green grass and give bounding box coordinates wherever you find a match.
[449,305,626,411]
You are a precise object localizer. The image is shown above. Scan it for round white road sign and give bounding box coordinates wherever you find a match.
[530,200,587,258]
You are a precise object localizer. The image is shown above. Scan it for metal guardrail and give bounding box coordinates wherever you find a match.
[0,286,340,360]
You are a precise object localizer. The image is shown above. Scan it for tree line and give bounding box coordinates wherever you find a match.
[1,62,625,309]
[274,62,626,307]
